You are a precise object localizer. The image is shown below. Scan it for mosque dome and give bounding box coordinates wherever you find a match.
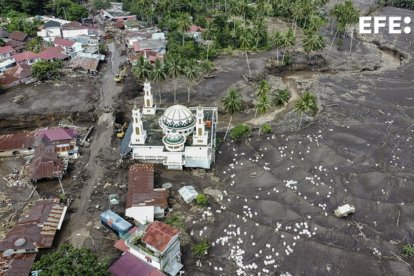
[159,105,196,135]
[162,130,186,152]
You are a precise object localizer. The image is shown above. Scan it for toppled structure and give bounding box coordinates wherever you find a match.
[0,199,67,275]
[178,186,198,204]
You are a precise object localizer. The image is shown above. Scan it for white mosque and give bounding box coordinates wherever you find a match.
[121,82,218,170]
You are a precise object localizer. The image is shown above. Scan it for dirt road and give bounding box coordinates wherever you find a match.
[62,41,123,248]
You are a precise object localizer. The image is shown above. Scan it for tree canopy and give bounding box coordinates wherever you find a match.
[32,244,109,276]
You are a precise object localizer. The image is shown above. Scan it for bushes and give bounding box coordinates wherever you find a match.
[230,124,251,140]
[272,89,291,106]
[402,244,414,257]
[195,194,208,207]
[192,240,209,257]
[32,60,62,81]
[261,123,272,134]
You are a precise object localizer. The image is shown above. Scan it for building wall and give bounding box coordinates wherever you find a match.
[129,245,162,270]
[62,29,89,39]
[125,206,154,225]
[37,28,62,42]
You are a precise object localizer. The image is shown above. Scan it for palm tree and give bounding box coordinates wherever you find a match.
[295,91,318,128]
[166,56,183,104]
[183,60,201,103]
[133,56,152,82]
[150,59,167,105]
[272,89,291,106]
[303,31,325,63]
[177,13,191,46]
[222,87,243,140]
[238,27,253,77]
[256,80,270,98]
[282,28,295,63]
[270,31,285,62]
[255,94,271,136]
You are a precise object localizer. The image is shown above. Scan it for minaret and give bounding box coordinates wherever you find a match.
[142,81,156,115]
[131,105,147,145]
[192,106,208,146]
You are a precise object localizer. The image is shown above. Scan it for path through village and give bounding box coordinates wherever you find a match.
[61,41,123,248]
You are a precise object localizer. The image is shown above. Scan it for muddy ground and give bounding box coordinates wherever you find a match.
[0,1,413,275]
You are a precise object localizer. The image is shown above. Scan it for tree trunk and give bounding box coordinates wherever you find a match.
[245,51,251,77]
[349,25,354,53]
[187,85,191,103]
[182,34,185,46]
[223,115,232,141]
[173,80,177,104]
[276,48,279,62]
[326,28,339,59]
[158,81,162,106]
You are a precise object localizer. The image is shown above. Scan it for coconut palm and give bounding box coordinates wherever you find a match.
[270,31,285,62]
[177,13,191,46]
[295,91,318,128]
[256,80,270,98]
[238,27,253,77]
[166,56,183,104]
[183,60,201,103]
[133,56,153,82]
[222,87,243,140]
[303,31,325,63]
[150,59,167,105]
[272,89,291,106]
[255,93,272,136]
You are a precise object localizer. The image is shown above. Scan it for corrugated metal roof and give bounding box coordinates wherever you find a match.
[68,55,99,72]
[0,199,66,253]
[0,46,15,55]
[8,31,28,42]
[0,253,36,276]
[141,221,179,253]
[178,186,198,203]
[109,252,165,276]
[127,164,168,209]
[0,132,35,152]
[29,149,65,181]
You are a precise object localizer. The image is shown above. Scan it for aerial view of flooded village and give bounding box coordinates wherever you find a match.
[0,0,413,275]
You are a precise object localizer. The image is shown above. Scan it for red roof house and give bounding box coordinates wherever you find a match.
[8,31,28,42]
[0,63,34,88]
[54,37,75,47]
[109,252,165,276]
[0,46,16,61]
[141,221,180,253]
[189,25,205,32]
[12,51,40,64]
[38,46,68,61]
[0,132,36,152]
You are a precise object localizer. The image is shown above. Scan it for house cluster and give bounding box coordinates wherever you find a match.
[0,127,79,183]
[0,17,104,88]
[0,198,67,276]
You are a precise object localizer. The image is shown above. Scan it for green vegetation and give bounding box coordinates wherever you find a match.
[32,244,109,276]
[223,88,243,115]
[230,124,251,140]
[3,12,42,37]
[1,0,87,20]
[26,37,44,53]
[379,0,414,9]
[272,89,291,106]
[195,194,208,207]
[295,91,318,116]
[261,123,272,134]
[32,60,62,81]
[402,244,414,257]
[165,214,185,229]
[192,240,209,258]
[93,0,111,10]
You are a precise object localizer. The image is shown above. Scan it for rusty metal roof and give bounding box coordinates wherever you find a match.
[109,252,165,276]
[141,221,179,253]
[0,253,36,276]
[29,149,65,181]
[8,31,27,42]
[68,55,99,72]
[0,199,66,252]
[0,132,35,152]
[127,164,168,209]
